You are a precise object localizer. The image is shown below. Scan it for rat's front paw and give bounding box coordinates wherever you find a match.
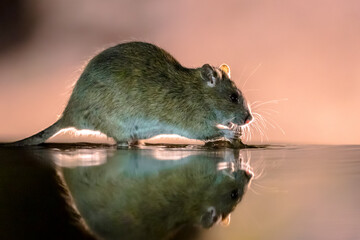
[216,123,242,141]
[221,129,236,141]
[204,137,246,149]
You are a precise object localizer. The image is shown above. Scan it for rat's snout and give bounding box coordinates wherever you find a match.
[244,113,253,124]
[244,168,253,181]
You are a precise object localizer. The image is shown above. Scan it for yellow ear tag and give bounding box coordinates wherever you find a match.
[219,64,231,78]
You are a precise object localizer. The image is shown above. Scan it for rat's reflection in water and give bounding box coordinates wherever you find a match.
[59,149,252,240]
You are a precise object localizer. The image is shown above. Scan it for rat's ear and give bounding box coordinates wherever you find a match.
[201,64,218,87]
[219,63,231,78]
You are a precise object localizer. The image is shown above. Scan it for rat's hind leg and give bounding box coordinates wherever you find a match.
[103,118,142,147]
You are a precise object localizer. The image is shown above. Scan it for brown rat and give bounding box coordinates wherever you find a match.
[8,41,252,146]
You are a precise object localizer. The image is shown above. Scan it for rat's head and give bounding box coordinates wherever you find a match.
[200,64,252,128]
[199,168,252,228]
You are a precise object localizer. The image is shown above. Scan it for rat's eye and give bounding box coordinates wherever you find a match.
[230,93,239,103]
[230,189,238,199]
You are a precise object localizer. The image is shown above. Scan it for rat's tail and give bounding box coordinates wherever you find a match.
[2,119,64,146]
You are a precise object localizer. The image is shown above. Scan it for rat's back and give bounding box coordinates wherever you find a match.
[61,42,206,143]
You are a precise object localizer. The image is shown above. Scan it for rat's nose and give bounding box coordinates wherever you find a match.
[244,169,253,181]
[244,113,253,124]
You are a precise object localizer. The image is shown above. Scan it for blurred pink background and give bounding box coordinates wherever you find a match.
[0,0,359,145]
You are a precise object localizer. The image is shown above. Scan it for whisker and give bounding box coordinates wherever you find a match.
[240,151,251,166]
[249,125,253,142]
[266,117,286,135]
[252,112,267,129]
[256,121,268,141]
[256,108,280,114]
[251,182,280,192]
[243,125,249,142]
[253,167,265,180]
[250,114,270,142]
[247,153,252,166]
[251,98,288,109]
[252,122,264,141]
[245,127,252,140]
[250,100,264,107]
[248,126,252,142]
[242,63,262,89]
[256,112,285,136]
[251,119,261,140]
[244,124,252,142]
[253,112,276,130]
[243,89,260,94]
[244,126,248,141]
[239,65,248,82]
[248,185,262,195]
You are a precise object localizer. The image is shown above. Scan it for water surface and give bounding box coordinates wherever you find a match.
[0,144,359,239]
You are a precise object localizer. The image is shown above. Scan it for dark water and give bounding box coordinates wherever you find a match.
[0,144,359,240]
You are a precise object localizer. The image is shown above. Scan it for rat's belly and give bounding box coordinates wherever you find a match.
[116,117,196,140]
